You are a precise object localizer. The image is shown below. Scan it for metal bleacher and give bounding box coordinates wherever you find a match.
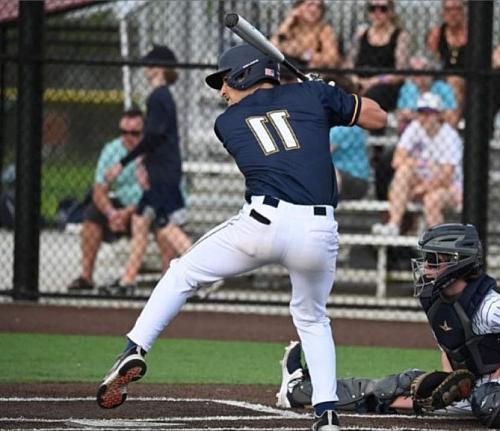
[179,127,500,299]
[63,126,498,302]
[181,159,421,298]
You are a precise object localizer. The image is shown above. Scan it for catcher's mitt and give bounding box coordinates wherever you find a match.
[410,369,476,413]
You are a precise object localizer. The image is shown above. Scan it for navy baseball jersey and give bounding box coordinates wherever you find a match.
[214,81,361,207]
[121,85,182,186]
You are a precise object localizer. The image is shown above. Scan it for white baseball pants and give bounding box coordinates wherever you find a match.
[127,195,339,405]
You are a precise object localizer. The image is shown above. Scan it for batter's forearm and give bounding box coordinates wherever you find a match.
[357,97,387,130]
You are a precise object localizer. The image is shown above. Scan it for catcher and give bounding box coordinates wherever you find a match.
[277,223,500,428]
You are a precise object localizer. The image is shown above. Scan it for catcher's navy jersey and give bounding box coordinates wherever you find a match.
[214,81,361,207]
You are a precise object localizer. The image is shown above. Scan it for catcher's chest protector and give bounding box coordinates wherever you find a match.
[420,274,500,375]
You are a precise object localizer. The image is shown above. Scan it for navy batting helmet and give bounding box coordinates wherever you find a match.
[205,44,280,90]
[412,223,483,298]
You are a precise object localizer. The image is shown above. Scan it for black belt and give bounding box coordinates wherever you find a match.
[249,195,327,224]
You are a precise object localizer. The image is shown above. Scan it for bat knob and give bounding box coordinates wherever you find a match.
[225,13,239,28]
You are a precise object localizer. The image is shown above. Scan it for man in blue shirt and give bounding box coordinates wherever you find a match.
[67,109,145,291]
[96,43,386,431]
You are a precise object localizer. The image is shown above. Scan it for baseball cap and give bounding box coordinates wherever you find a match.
[140,44,177,66]
[416,92,442,112]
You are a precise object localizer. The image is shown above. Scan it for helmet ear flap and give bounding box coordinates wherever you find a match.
[226,65,253,90]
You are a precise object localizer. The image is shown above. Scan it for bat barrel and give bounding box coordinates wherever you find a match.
[225,13,239,28]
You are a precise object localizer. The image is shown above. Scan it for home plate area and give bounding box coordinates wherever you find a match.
[0,395,484,430]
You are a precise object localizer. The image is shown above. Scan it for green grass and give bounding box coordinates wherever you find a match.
[0,333,441,384]
[41,162,95,221]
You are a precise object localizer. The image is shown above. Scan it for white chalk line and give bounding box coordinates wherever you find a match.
[0,427,476,431]
[0,398,473,420]
[0,417,481,431]
[0,396,480,430]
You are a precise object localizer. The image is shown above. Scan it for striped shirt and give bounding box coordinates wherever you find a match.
[472,289,500,335]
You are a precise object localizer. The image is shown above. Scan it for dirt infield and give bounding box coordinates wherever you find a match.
[0,303,482,430]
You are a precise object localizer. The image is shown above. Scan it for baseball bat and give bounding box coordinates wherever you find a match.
[224,13,310,82]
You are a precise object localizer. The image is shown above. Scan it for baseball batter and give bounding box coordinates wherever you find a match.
[96,43,386,431]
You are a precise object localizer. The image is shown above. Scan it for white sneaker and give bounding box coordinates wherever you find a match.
[371,223,400,236]
[276,341,304,408]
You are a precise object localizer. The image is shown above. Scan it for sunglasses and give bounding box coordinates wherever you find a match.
[368,4,389,13]
[119,128,142,137]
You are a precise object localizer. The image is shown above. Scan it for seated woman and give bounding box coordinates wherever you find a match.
[426,0,467,123]
[346,0,409,112]
[271,0,340,70]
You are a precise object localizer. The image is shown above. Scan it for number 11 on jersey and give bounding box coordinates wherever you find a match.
[246,110,300,155]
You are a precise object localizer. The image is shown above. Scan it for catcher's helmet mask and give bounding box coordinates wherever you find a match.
[412,223,483,298]
[206,44,280,90]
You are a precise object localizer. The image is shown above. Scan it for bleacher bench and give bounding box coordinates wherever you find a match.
[340,233,418,298]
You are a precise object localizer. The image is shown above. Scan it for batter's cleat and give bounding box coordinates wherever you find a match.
[96,346,146,409]
[311,410,340,431]
[276,341,304,408]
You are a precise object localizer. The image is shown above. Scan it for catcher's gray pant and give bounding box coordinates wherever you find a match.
[127,196,339,406]
[289,369,424,412]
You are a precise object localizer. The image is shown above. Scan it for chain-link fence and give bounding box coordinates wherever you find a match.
[1,0,499,311]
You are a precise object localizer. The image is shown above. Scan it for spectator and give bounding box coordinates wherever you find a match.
[397,54,458,131]
[372,93,462,236]
[329,76,370,200]
[426,0,467,122]
[373,54,458,203]
[271,0,340,70]
[105,45,192,292]
[67,109,146,291]
[330,125,370,200]
[346,0,409,112]
[492,45,500,128]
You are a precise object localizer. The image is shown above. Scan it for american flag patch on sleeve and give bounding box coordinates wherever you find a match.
[265,68,275,77]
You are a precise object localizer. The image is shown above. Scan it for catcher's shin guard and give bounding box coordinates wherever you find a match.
[288,374,312,407]
[336,369,424,413]
[336,378,376,412]
[373,369,425,410]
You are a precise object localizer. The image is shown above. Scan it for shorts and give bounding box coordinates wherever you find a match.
[338,170,369,200]
[136,183,186,229]
[83,198,131,242]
